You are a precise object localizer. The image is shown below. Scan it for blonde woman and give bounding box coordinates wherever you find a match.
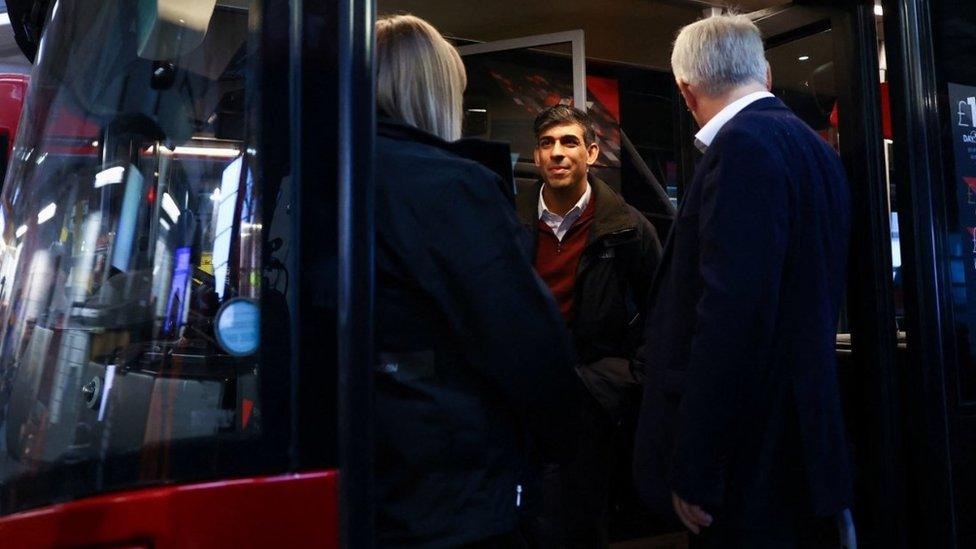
[373,14,579,547]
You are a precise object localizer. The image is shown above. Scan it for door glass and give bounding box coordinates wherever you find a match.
[460,41,580,163]
[933,0,976,404]
[0,0,279,516]
[767,28,839,152]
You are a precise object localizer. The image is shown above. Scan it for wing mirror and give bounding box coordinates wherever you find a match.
[136,0,218,60]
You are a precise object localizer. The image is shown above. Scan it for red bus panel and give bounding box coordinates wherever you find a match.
[0,471,338,548]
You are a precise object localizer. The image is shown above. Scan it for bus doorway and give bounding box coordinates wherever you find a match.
[378,0,901,547]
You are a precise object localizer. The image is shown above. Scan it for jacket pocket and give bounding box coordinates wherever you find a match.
[576,356,640,423]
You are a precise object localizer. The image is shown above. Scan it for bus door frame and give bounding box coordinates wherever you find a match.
[286,0,376,545]
[754,3,907,547]
[882,0,968,546]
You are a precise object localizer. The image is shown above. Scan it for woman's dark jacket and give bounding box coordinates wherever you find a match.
[516,177,662,420]
[374,119,579,547]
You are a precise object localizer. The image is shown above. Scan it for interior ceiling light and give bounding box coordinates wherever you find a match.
[172,146,240,158]
[798,55,811,61]
[161,192,182,222]
[14,225,27,238]
[144,145,241,158]
[874,4,883,16]
[37,203,56,224]
[94,166,126,188]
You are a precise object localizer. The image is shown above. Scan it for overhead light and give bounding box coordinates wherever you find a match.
[14,225,27,238]
[172,146,240,158]
[37,203,56,224]
[211,188,221,201]
[144,145,241,158]
[94,166,126,188]
[161,192,181,222]
[467,108,487,113]
[160,218,171,231]
[798,55,811,61]
[874,4,883,16]
[0,13,10,27]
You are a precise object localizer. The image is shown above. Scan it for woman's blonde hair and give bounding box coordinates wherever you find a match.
[376,14,467,141]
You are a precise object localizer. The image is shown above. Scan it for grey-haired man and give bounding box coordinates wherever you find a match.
[633,14,854,548]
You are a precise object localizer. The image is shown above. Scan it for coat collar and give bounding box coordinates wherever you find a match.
[694,91,774,152]
[734,96,790,117]
[378,116,454,153]
[696,97,792,152]
[517,175,637,244]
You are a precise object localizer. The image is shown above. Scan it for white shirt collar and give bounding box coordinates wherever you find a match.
[538,182,592,242]
[694,91,775,152]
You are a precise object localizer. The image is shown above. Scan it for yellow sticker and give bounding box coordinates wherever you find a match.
[200,252,214,274]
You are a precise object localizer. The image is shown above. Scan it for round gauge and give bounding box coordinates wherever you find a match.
[214,298,260,356]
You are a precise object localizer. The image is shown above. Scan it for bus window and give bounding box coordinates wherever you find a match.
[0,0,279,515]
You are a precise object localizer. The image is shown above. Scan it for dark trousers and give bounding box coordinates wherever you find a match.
[520,393,614,549]
[465,531,526,549]
[688,514,844,549]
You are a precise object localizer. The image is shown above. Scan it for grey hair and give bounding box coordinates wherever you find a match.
[670,14,768,97]
[376,14,467,141]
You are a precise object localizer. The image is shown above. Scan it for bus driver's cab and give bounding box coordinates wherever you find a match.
[0,0,276,523]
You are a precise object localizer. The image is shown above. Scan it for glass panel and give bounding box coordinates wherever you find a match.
[767,29,839,152]
[946,82,976,403]
[0,0,273,514]
[927,1,976,541]
[460,42,579,162]
[924,0,976,405]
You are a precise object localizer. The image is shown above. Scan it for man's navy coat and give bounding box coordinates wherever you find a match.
[633,97,853,529]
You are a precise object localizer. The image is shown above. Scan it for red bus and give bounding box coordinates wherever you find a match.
[0,0,972,548]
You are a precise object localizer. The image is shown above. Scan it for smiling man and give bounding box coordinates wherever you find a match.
[516,105,661,548]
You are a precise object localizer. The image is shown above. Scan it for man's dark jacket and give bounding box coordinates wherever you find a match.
[516,177,661,419]
[374,120,579,547]
[633,97,853,529]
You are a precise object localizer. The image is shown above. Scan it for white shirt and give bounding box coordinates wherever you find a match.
[538,182,592,242]
[694,91,775,152]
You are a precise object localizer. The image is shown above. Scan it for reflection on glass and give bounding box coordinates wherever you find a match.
[946,82,976,401]
[0,0,264,515]
[767,29,839,151]
[461,44,578,162]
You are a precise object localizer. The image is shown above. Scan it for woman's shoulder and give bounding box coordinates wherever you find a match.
[376,136,501,190]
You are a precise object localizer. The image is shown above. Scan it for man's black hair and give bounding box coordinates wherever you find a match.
[533,105,597,145]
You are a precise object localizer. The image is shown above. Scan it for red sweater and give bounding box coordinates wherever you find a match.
[534,199,596,321]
